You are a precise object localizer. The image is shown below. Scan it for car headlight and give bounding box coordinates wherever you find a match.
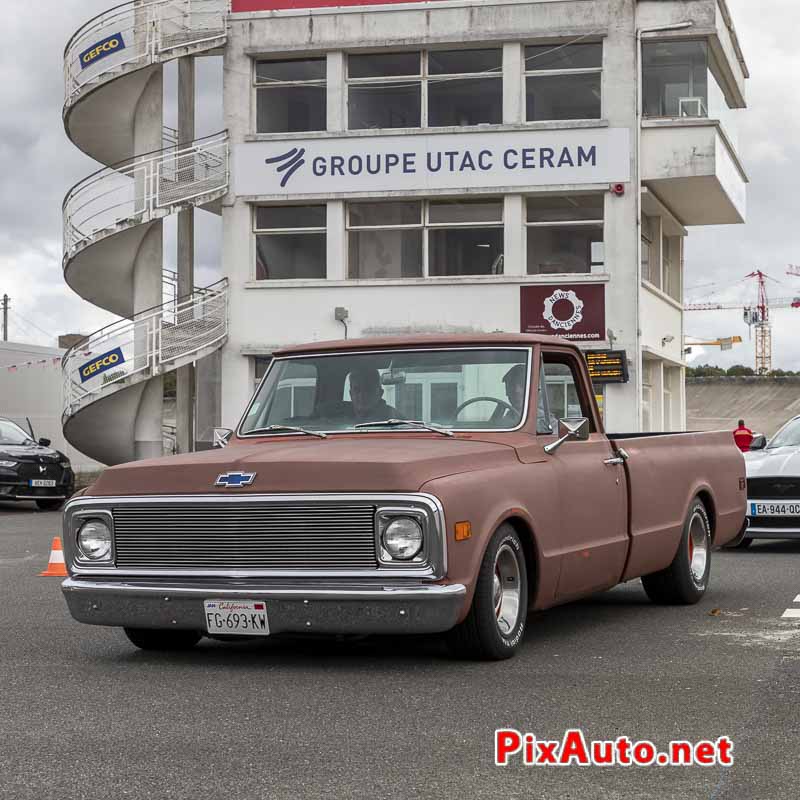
[77,519,112,561]
[0,461,17,469]
[381,517,424,561]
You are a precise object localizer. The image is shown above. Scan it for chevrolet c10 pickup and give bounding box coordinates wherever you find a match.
[61,334,746,660]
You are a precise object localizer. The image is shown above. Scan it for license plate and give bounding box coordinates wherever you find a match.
[204,600,269,636]
[751,502,800,517]
[29,479,57,488]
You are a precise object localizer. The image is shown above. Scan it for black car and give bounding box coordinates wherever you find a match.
[0,417,75,511]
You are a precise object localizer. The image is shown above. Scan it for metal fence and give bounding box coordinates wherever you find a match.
[62,279,229,420]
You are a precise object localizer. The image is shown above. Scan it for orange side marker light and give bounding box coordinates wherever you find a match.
[454,521,472,542]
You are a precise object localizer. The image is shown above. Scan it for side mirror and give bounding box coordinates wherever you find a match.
[38,438,51,448]
[750,434,767,451]
[544,417,590,455]
[213,428,233,449]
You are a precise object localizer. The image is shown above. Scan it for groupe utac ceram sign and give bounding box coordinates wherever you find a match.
[233,129,631,197]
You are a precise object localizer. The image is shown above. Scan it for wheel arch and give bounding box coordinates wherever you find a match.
[694,487,718,544]
[497,514,541,609]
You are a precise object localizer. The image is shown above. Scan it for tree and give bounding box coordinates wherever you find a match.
[687,364,726,378]
[726,364,756,377]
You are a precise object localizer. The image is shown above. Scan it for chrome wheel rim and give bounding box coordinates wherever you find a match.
[688,512,709,584]
[493,544,522,635]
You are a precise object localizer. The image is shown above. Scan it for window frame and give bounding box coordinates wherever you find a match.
[525,194,605,277]
[538,350,598,435]
[253,56,328,134]
[346,49,503,131]
[524,42,604,122]
[253,204,328,281]
[345,198,505,279]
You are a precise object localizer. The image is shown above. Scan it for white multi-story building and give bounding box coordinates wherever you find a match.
[61,0,747,465]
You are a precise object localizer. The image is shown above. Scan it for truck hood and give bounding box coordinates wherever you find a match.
[86,436,518,496]
[745,445,800,478]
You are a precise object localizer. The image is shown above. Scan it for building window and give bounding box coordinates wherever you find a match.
[346,199,503,278]
[525,43,602,121]
[526,195,604,275]
[254,206,327,280]
[255,58,327,133]
[642,41,709,118]
[348,201,423,279]
[662,234,682,302]
[347,49,502,130]
[641,215,654,284]
[428,199,504,276]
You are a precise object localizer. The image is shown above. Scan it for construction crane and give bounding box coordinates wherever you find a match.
[685,271,800,375]
[684,336,743,351]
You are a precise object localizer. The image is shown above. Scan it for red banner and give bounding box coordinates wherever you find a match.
[232,0,439,11]
[520,284,606,342]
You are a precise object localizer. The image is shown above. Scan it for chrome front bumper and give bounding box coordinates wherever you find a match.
[62,578,467,635]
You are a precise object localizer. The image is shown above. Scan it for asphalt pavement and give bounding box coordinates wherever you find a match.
[1,501,799,800]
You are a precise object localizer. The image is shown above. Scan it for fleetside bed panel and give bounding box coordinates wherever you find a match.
[231,0,443,11]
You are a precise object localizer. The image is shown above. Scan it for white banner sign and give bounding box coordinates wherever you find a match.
[233,128,631,197]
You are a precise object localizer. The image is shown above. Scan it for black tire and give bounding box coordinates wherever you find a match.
[124,628,202,651]
[447,523,528,661]
[642,499,711,605]
[36,499,64,512]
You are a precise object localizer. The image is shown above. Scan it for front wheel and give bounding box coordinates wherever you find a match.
[642,499,711,605]
[124,628,202,651]
[447,524,528,660]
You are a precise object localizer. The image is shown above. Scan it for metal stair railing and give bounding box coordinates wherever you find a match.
[62,278,229,421]
[64,0,227,108]
[63,130,229,262]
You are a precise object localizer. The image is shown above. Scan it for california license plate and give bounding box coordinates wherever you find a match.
[29,479,57,488]
[751,502,800,517]
[203,600,270,636]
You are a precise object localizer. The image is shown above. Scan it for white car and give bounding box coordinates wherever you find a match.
[734,416,800,548]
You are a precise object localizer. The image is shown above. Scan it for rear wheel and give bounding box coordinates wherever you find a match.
[124,628,202,651]
[447,524,528,661]
[642,499,711,605]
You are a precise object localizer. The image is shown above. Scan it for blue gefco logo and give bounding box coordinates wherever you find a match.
[215,472,257,489]
[79,347,125,384]
[79,33,125,70]
[265,143,598,189]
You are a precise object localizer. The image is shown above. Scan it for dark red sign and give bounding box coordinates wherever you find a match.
[520,284,606,342]
[232,0,439,11]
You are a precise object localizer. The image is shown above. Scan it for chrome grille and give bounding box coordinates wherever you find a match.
[112,503,378,570]
[748,478,800,500]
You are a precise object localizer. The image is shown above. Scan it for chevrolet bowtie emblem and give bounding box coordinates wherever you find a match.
[215,472,256,488]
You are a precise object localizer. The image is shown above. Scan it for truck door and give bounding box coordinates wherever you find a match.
[539,350,629,600]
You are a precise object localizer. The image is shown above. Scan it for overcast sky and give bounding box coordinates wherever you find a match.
[1,0,797,369]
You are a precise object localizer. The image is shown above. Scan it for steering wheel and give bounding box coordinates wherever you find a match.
[454,396,517,422]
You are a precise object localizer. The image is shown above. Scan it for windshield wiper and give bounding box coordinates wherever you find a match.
[247,425,328,440]
[354,419,455,437]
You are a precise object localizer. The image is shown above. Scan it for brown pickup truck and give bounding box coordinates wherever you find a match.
[62,334,746,660]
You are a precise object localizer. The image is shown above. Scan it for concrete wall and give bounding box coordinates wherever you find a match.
[687,377,800,437]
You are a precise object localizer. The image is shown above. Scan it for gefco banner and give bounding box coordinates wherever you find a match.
[231,0,441,11]
[234,129,631,197]
[79,33,125,70]
[79,347,126,384]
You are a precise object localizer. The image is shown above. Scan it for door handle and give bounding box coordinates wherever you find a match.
[604,457,625,465]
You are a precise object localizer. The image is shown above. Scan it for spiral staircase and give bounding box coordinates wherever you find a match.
[61,0,230,466]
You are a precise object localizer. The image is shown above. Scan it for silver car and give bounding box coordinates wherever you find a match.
[731,416,800,548]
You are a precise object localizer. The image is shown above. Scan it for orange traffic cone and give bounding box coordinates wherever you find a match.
[39,537,68,577]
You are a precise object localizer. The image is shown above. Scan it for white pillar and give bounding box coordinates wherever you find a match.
[327,52,346,132]
[327,201,347,280]
[503,43,524,124]
[503,195,525,276]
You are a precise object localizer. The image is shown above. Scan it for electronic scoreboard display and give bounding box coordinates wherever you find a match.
[586,351,629,384]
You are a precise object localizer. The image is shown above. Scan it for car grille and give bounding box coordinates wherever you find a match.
[748,478,800,500]
[112,502,379,571]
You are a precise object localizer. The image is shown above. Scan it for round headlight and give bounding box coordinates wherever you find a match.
[382,517,423,561]
[77,519,112,561]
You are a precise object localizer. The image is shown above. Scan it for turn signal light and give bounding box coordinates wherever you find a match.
[454,521,472,542]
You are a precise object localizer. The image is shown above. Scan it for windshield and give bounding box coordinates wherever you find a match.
[240,348,531,436]
[769,418,800,449]
[0,419,33,446]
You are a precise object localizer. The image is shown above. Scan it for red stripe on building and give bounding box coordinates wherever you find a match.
[232,0,439,12]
